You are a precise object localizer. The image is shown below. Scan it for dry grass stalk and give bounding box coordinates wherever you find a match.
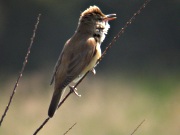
[0,14,41,126]
[63,123,77,135]
[130,119,145,135]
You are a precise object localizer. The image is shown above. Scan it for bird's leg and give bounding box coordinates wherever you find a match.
[69,85,81,97]
[91,68,96,75]
[68,71,90,97]
[91,59,100,75]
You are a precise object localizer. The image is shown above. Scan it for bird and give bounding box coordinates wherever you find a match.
[48,5,116,117]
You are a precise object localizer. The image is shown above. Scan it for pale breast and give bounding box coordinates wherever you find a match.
[73,43,101,83]
[84,42,101,73]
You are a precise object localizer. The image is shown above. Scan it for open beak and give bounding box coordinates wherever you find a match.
[103,14,117,21]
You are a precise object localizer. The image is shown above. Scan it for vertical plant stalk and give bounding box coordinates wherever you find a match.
[0,14,41,126]
[33,0,151,134]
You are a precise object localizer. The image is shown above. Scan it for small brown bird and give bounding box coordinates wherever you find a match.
[48,5,116,117]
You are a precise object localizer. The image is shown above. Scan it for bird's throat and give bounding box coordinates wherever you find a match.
[94,21,110,44]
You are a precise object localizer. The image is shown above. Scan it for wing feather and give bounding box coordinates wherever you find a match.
[53,37,97,89]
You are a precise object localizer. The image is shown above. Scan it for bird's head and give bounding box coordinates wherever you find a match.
[77,5,116,35]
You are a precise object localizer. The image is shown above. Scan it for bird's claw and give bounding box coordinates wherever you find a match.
[69,86,81,97]
[92,68,96,75]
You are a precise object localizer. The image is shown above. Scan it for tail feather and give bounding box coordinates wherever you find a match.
[48,87,67,117]
[48,90,62,117]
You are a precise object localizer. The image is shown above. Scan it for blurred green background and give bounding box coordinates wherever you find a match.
[0,0,180,135]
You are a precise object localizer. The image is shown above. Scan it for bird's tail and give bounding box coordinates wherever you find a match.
[48,87,66,117]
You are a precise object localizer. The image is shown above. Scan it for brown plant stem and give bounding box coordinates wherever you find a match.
[33,117,50,135]
[0,14,41,126]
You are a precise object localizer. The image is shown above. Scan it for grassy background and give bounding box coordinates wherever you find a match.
[0,1,179,134]
[0,71,180,135]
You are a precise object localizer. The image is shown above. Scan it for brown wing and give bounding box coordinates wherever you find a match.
[68,40,97,73]
[55,37,96,89]
[50,52,63,85]
[50,39,69,85]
